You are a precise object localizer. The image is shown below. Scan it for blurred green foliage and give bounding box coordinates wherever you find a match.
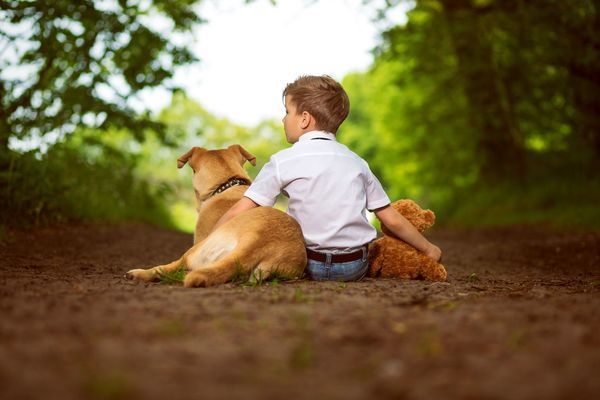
[136,92,289,231]
[1,0,598,231]
[0,0,286,230]
[340,0,600,228]
[0,0,200,151]
[0,128,173,227]
[0,0,202,228]
[0,92,288,229]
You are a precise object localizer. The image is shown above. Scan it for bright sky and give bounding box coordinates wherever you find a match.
[141,0,408,126]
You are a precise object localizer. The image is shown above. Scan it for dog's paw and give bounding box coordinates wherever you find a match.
[183,271,209,288]
[125,268,157,282]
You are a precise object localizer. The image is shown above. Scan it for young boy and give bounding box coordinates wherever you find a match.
[214,75,442,281]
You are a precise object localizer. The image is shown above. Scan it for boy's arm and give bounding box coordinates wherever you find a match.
[213,155,281,232]
[212,197,259,231]
[374,205,442,262]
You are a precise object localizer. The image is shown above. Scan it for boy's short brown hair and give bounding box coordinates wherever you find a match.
[283,75,350,133]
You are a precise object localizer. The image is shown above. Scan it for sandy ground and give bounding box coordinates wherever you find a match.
[0,223,599,400]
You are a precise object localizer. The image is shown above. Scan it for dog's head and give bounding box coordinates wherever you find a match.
[381,199,436,235]
[177,144,257,199]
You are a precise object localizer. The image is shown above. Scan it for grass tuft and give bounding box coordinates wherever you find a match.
[83,370,133,400]
[239,263,299,287]
[157,266,186,285]
[507,329,528,350]
[290,340,316,370]
[230,259,251,284]
[266,266,296,285]
[156,319,186,337]
[417,330,443,357]
[294,288,307,302]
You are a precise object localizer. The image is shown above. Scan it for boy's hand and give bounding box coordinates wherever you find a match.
[424,243,442,262]
[374,205,443,263]
[212,197,259,231]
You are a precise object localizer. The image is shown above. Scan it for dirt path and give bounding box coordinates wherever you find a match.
[1,223,599,400]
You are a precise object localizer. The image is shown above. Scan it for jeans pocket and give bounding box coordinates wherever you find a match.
[349,259,369,281]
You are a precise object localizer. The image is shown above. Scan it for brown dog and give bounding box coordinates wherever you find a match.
[125,145,307,287]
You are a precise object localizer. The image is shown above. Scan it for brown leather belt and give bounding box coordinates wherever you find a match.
[306,247,367,263]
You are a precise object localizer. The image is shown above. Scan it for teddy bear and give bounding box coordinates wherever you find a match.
[367,199,447,281]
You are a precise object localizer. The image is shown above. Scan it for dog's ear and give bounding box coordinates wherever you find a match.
[177,147,206,169]
[228,144,256,166]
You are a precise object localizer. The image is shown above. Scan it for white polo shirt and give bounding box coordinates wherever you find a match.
[244,130,390,253]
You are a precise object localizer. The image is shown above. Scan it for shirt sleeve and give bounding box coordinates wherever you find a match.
[243,157,281,207]
[365,167,391,211]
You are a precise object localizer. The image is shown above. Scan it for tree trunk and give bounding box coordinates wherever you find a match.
[0,84,11,167]
[441,0,525,181]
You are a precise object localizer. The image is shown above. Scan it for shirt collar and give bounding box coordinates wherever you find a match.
[298,130,337,142]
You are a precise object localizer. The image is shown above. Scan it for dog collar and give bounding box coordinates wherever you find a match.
[210,177,250,198]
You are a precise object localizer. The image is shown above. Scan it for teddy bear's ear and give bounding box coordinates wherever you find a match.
[424,210,436,227]
[391,199,411,214]
[395,199,421,217]
[391,199,426,231]
[411,208,436,232]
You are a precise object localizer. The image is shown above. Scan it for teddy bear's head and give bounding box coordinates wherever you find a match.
[381,199,436,235]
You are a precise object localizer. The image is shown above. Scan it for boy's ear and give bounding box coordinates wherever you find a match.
[177,147,206,169]
[228,144,257,166]
[300,111,312,129]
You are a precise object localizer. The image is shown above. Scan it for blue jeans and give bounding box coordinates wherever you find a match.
[306,248,369,282]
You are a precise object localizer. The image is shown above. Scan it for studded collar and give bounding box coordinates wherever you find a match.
[209,177,250,198]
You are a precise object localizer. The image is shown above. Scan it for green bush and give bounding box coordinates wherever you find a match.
[441,156,600,230]
[0,136,175,229]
